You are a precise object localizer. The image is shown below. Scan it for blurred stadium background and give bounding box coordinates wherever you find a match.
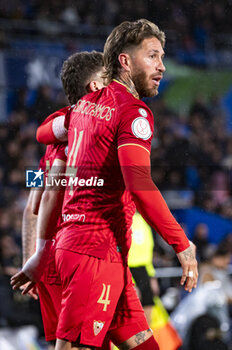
[0,0,232,349]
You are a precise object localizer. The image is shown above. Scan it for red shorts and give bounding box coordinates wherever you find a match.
[55,249,149,347]
[37,282,62,341]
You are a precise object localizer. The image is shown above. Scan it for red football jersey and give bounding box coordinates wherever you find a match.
[56,80,154,262]
[44,144,68,178]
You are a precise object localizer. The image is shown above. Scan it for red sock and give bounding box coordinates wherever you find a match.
[133,336,159,350]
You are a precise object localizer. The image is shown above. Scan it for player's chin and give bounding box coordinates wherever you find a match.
[146,87,158,98]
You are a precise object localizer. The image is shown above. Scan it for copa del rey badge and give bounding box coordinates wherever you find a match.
[93,320,105,336]
[132,117,152,140]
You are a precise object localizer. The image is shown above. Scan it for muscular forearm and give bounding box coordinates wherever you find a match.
[22,193,37,265]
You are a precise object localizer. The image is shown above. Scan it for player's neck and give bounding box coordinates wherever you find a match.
[116,73,140,99]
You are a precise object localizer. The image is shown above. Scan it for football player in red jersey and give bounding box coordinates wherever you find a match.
[12,20,198,350]
[13,51,105,347]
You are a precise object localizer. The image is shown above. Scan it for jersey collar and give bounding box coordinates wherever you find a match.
[112,79,140,99]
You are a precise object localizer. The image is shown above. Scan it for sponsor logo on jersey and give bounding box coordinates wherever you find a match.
[131,117,152,140]
[26,169,44,188]
[139,108,148,118]
[62,213,86,222]
[93,320,105,336]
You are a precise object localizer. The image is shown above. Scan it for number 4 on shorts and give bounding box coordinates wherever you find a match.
[97,283,111,311]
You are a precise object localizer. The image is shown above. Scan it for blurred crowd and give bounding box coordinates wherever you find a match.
[0,0,231,54]
[149,94,232,218]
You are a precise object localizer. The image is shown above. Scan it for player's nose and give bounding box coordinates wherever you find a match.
[158,59,166,73]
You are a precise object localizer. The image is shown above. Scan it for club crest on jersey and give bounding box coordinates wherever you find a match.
[93,320,105,336]
[132,117,152,140]
[139,108,148,118]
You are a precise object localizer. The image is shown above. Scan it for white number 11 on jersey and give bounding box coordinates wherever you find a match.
[66,128,84,195]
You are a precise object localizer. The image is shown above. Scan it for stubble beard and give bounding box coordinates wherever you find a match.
[132,69,158,99]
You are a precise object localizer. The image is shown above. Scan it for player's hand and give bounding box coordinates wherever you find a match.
[176,241,198,293]
[20,282,38,300]
[10,270,32,291]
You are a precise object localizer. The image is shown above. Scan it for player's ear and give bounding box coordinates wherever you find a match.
[118,53,131,73]
[88,80,103,92]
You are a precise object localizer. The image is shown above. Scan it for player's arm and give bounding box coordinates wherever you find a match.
[22,190,38,266]
[31,187,44,215]
[36,107,70,144]
[36,115,68,144]
[11,158,66,292]
[21,189,44,299]
[118,145,198,292]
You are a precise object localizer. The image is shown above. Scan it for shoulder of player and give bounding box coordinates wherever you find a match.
[109,82,134,104]
[110,83,152,114]
[118,99,153,123]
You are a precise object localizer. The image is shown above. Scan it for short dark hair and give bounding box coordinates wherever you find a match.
[61,51,103,105]
[103,19,165,84]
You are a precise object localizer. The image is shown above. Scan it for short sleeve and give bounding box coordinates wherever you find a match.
[117,103,154,153]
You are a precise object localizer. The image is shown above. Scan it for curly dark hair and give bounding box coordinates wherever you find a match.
[103,19,165,84]
[61,51,103,105]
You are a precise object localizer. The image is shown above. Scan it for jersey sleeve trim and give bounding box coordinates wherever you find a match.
[52,116,68,141]
[117,143,150,154]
